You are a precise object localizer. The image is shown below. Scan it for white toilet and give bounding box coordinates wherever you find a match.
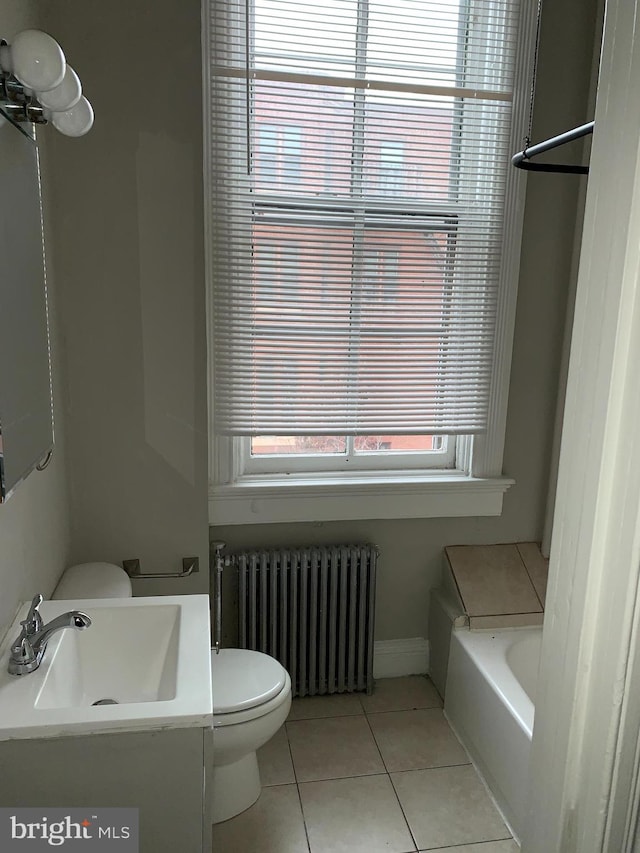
[210,647,291,822]
[52,562,292,824]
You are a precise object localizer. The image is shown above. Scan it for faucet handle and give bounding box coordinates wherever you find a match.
[8,634,40,676]
[21,594,44,636]
[10,635,36,665]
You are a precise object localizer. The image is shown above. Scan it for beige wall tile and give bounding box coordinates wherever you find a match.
[441,555,466,613]
[299,774,416,853]
[392,765,510,850]
[368,709,469,772]
[469,612,544,630]
[517,542,549,607]
[287,715,385,782]
[445,545,542,617]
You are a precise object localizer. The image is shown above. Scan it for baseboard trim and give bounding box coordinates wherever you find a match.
[373,638,429,679]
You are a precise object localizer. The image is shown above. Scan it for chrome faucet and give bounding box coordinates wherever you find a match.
[7,594,92,676]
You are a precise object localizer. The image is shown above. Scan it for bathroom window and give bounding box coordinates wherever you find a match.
[378,141,406,196]
[205,0,532,523]
[256,124,303,185]
[246,433,454,474]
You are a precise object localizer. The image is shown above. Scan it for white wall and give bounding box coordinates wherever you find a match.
[0,3,72,636]
[44,0,210,596]
[41,0,597,638]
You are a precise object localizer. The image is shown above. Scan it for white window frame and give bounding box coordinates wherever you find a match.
[204,0,538,526]
[243,434,455,475]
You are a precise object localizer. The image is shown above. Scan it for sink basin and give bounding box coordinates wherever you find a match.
[0,595,212,740]
[36,604,181,709]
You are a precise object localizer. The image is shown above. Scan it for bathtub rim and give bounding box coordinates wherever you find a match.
[449,625,539,742]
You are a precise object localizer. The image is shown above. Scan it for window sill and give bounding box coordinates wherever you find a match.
[209,471,515,525]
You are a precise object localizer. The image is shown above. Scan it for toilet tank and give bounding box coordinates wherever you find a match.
[52,562,133,600]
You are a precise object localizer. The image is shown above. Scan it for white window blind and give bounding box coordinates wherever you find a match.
[208,0,521,436]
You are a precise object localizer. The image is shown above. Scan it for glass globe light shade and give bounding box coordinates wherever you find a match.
[37,66,81,111]
[10,29,66,92]
[50,95,94,137]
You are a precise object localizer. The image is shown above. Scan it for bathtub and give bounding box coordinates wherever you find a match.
[444,626,541,844]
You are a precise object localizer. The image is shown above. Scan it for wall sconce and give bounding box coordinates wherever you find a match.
[0,29,94,137]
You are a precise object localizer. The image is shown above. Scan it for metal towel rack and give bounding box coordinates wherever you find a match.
[121,557,199,579]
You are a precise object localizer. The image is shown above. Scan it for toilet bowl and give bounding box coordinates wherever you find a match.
[211,648,291,823]
[52,562,292,825]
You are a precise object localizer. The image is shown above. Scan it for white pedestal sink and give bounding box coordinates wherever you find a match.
[0,595,213,740]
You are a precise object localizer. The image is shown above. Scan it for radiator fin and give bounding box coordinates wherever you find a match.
[237,544,377,697]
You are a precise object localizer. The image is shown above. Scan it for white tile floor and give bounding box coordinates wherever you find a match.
[212,676,519,853]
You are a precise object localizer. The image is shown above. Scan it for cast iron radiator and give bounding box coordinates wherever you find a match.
[237,544,378,697]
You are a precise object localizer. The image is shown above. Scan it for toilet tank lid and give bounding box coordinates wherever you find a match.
[52,562,133,600]
[211,649,287,713]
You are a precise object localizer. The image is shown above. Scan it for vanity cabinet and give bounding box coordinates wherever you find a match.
[0,726,213,853]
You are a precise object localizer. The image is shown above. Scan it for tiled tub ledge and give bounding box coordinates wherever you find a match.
[444,542,549,629]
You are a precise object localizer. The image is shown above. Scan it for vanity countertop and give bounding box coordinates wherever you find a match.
[0,594,213,740]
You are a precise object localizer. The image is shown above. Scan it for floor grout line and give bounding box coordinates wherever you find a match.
[278,764,479,784]
[272,724,312,852]
[283,719,299,785]
[287,705,444,724]
[363,704,444,717]
[265,693,513,853]
[363,703,392,774]
[361,703,419,851]
[387,770,419,853]
[287,711,366,723]
[294,782,312,853]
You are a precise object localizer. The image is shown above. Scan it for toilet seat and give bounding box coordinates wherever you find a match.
[213,678,291,727]
[211,648,289,727]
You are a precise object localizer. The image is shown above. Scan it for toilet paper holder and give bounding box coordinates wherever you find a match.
[122,557,199,579]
